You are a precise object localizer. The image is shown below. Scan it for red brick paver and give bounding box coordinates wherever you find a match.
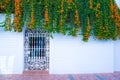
[0,72,120,80]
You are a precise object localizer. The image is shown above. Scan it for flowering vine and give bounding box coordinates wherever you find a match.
[89,0,93,9]
[14,0,22,32]
[83,17,91,42]
[30,2,35,29]
[0,0,120,42]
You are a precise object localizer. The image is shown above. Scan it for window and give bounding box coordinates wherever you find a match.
[29,36,46,57]
[24,29,49,71]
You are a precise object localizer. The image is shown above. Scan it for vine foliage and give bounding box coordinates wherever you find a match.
[0,0,120,41]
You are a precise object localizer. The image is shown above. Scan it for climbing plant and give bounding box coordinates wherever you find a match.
[0,0,120,41]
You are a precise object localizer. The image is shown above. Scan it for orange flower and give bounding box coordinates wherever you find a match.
[29,3,35,29]
[111,15,114,18]
[45,7,49,22]
[96,3,100,8]
[115,23,120,27]
[44,7,50,29]
[60,19,63,24]
[76,27,80,31]
[15,0,20,2]
[87,26,90,32]
[96,14,99,18]
[111,3,120,28]
[110,2,113,12]
[6,17,11,30]
[0,6,5,10]
[84,33,89,37]
[60,9,64,13]
[84,17,91,39]
[90,0,93,9]
[31,11,35,23]
[5,0,11,4]
[74,10,80,25]
[87,17,90,32]
[14,0,21,32]
[67,0,72,3]
[100,26,103,29]
[59,30,63,33]
[96,36,102,39]
[73,34,78,37]
[14,18,19,23]
[31,19,35,24]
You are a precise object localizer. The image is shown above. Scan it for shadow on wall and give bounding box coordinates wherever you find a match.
[0,56,14,74]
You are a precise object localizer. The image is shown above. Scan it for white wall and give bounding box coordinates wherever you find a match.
[50,34,114,74]
[0,31,24,74]
[0,14,24,74]
[0,29,114,74]
[114,40,120,71]
[115,0,120,8]
[0,32,23,74]
[49,0,120,74]
[0,0,120,74]
[114,0,120,72]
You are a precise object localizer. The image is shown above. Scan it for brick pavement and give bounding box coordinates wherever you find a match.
[0,72,120,80]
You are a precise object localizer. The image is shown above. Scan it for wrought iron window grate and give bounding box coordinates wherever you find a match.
[24,29,49,71]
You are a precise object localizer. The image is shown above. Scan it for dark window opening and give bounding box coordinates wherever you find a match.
[29,37,46,57]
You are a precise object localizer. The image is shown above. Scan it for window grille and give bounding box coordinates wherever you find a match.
[24,29,49,71]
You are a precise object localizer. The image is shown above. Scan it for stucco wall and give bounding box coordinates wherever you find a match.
[0,29,24,74]
[0,29,114,74]
[114,40,120,72]
[50,34,114,74]
[0,0,120,74]
[114,0,120,72]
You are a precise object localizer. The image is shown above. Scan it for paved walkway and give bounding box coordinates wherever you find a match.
[0,72,120,80]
